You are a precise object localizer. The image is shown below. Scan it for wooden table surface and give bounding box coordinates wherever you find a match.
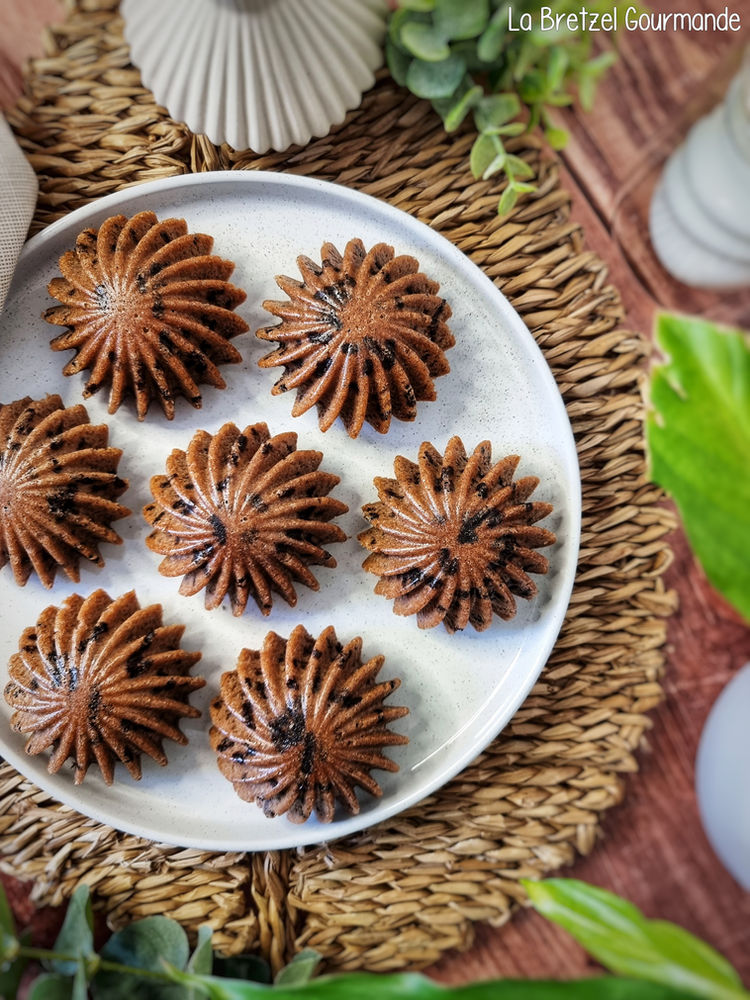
[1,0,749,986]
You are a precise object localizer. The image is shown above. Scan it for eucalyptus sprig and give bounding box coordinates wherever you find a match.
[386,0,629,214]
[0,879,746,999]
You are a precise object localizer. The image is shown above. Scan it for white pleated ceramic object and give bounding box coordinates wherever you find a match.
[649,50,750,289]
[695,664,750,891]
[121,0,387,153]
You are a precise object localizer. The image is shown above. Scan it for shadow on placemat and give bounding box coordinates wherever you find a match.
[1,0,677,974]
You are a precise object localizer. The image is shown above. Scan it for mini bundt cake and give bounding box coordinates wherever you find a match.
[359,436,556,632]
[0,394,129,588]
[44,212,248,419]
[4,590,204,785]
[210,625,409,822]
[257,238,453,438]
[143,422,348,616]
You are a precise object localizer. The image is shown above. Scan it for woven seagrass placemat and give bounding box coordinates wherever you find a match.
[0,0,679,973]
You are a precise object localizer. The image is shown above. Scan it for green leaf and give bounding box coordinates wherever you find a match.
[387,8,429,48]
[29,975,74,1000]
[469,132,502,179]
[546,92,574,107]
[187,926,214,976]
[438,83,483,131]
[576,52,617,112]
[525,878,749,1000]
[497,184,519,216]
[50,885,94,977]
[518,69,547,103]
[578,71,596,111]
[646,314,750,621]
[504,153,535,179]
[386,37,412,87]
[494,122,527,137]
[477,6,507,63]
[586,49,619,78]
[94,916,190,1000]
[545,126,569,149]
[400,22,451,61]
[102,916,189,973]
[406,54,466,99]
[274,949,322,987]
[448,40,492,74]
[546,47,569,90]
[474,92,520,131]
[433,0,490,41]
[163,968,699,1000]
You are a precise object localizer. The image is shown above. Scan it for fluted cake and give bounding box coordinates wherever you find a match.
[143,421,348,616]
[0,394,130,588]
[210,625,409,823]
[44,211,249,420]
[4,590,204,785]
[359,437,556,632]
[257,238,454,438]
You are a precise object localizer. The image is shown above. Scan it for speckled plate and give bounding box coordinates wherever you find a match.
[0,172,580,851]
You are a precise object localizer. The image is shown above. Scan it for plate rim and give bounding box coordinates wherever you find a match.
[1,170,582,851]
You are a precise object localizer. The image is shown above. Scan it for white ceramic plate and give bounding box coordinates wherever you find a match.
[0,172,580,851]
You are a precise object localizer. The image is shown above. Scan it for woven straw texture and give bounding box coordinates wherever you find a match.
[1,0,678,973]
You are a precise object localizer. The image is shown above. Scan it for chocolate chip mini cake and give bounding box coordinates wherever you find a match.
[4,590,204,785]
[359,437,556,632]
[143,421,348,616]
[210,625,409,823]
[0,394,130,588]
[257,238,454,438]
[44,211,249,420]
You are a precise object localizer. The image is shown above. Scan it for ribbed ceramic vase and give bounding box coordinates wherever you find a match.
[649,49,750,289]
[121,0,388,153]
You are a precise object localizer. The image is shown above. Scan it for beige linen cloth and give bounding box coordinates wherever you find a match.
[0,114,37,314]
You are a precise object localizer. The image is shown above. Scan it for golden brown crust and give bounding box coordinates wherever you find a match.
[359,436,556,633]
[143,422,348,616]
[256,238,453,438]
[4,590,204,785]
[0,394,130,588]
[44,212,248,420]
[210,625,409,823]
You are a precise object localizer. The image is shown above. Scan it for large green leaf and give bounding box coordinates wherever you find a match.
[646,313,750,621]
[164,967,690,1000]
[525,878,749,1000]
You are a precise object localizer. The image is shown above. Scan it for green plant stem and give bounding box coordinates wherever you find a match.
[17,946,75,963]
[18,944,172,982]
[97,959,169,981]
